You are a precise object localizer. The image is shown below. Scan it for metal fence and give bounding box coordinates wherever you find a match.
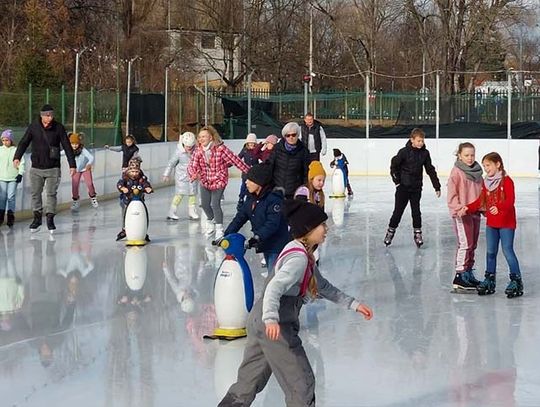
[2,80,540,145]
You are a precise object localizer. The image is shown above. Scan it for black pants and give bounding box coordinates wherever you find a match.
[308,152,320,163]
[388,186,422,229]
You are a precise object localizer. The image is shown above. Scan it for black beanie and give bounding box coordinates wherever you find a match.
[282,199,328,238]
[246,163,273,186]
[333,148,342,157]
[40,104,54,114]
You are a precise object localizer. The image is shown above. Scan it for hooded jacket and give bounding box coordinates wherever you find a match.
[224,186,290,254]
[390,140,441,191]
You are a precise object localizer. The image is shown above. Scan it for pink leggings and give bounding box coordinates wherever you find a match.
[72,171,97,200]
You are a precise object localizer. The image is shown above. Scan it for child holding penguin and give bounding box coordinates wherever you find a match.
[221,162,290,274]
[219,199,373,407]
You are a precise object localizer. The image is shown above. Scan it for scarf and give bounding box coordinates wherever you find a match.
[454,160,483,183]
[284,141,297,152]
[484,171,503,191]
[203,142,214,163]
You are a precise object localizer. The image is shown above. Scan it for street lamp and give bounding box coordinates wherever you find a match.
[125,56,141,137]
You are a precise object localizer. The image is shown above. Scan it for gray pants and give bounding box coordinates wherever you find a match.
[219,298,315,407]
[200,187,224,224]
[30,167,61,214]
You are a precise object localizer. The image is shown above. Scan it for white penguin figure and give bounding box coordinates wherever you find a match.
[205,233,254,340]
[330,167,346,198]
[125,187,149,246]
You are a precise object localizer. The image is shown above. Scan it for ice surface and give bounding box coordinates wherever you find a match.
[1,177,538,406]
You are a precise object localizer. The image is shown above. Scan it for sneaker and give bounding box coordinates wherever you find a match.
[29,211,42,233]
[116,229,126,241]
[452,272,477,293]
[46,213,56,233]
[90,197,99,208]
[71,200,80,211]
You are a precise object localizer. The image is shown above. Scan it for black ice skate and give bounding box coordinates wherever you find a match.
[384,227,396,246]
[46,213,56,234]
[29,211,42,233]
[0,209,4,226]
[452,272,478,293]
[477,273,496,296]
[6,210,14,228]
[413,229,423,248]
[504,275,523,298]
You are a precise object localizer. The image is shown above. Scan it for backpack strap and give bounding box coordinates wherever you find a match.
[275,246,314,297]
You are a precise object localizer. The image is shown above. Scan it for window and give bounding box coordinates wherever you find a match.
[201,34,216,49]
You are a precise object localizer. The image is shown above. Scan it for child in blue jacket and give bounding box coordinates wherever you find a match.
[222,162,290,273]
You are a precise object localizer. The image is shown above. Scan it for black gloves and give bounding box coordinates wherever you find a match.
[245,236,259,250]
[15,174,22,183]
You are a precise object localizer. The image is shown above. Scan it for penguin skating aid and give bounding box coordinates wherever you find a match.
[204,233,254,340]
[329,167,346,198]
[124,187,149,246]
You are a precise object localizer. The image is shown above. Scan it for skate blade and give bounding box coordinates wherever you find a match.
[451,286,477,294]
[166,217,179,221]
[30,226,41,233]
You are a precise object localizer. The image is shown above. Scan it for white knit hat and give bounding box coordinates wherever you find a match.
[245,133,257,144]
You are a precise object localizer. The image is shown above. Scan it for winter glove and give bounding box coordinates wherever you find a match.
[15,174,22,183]
[212,237,225,247]
[244,236,260,250]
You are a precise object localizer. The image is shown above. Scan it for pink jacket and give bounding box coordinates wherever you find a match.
[447,166,482,217]
[188,142,250,190]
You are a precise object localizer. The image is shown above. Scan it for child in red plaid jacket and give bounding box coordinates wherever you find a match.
[188,125,250,240]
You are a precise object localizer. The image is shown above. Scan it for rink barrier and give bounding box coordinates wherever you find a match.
[13,138,539,217]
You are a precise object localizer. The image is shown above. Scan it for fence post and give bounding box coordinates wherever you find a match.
[28,83,32,124]
[344,88,348,122]
[164,67,169,142]
[365,73,370,139]
[90,87,95,147]
[45,88,50,104]
[436,73,440,140]
[507,71,512,139]
[61,84,66,125]
[196,92,200,134]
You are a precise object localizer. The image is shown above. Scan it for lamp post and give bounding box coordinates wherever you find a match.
[125,56,140,137]
[73,47,90,133]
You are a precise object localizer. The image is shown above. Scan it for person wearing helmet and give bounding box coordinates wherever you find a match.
[163,132,199,221]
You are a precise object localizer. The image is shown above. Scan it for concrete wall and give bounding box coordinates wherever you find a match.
[14,138,539,212]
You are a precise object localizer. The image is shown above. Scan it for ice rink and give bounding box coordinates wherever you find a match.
[1,176,539,407]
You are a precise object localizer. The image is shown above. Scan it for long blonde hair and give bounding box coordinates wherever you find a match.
[199,125,222,145]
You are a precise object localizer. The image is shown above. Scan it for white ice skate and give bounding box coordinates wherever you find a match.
[167,206,179,221]
[188,204,199,220]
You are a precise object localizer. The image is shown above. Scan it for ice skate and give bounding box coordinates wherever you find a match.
[383,227,396,246]
[477,273,496,295]
[214,224,224,240]
[6,210,14,228]
[205,220,215,238]
[0,210,4,226]
[188,204,199,220]
[167,206,179,221]
[46,213,56,234]
[29,211,42,233]
[71,199,80,211]
[504,275,523,298]
[116,229,126,241]
[452,271,478,293]
[90,197,99,208]
[413,229,423,248]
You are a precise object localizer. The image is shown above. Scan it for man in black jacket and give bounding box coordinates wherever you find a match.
[300,112,327,163]
[384,128,441,247]
[13,105,76,233]
[268,122,310,199]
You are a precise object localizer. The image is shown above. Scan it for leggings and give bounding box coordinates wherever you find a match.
[200,187,225,224]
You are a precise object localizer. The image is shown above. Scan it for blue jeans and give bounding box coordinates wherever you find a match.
[264,252,279,276]
[486,226,521,277]
[0,181,17,212]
